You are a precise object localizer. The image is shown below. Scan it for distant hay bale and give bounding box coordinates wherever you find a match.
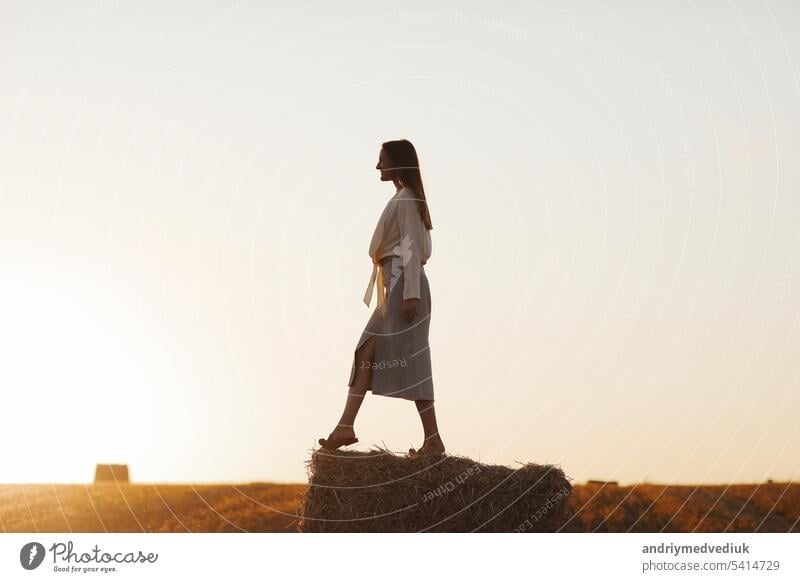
[299,447,572,532]
[587,479,618,486]
[93,464,129,483]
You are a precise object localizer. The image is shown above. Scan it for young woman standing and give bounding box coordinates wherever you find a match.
[318,139,445,457]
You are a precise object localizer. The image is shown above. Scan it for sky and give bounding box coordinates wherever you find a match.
[0,0,798,486]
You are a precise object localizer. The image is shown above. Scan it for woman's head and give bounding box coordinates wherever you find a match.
[376,139,433,230]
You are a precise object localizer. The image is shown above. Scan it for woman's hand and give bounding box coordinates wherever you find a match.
[403,298,419,322]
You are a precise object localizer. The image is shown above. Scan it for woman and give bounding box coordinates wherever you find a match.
[318,139,445,457]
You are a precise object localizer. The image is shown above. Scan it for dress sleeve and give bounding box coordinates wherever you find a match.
[395,191,424,300]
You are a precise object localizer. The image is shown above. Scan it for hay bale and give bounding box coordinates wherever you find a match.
[587,479,618,486]
[93,464,129,483]
[299,447,572,532]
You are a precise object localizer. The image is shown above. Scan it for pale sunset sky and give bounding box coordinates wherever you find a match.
[0,0,798,486]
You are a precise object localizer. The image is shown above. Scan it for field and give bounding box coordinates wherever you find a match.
[0,483,306,533]
[1,481,797,533]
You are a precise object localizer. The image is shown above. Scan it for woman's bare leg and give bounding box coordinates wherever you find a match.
[326,336,376,441]
[414,400,445,454]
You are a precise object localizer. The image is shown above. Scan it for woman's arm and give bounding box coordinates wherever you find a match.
[396,190,424,320]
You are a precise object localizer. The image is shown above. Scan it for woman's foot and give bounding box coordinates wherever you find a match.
[408,435,446,457]
[318,424,358,450]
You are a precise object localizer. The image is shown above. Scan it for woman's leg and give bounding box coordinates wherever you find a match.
[327,335,376,440]
[414,400,445,453]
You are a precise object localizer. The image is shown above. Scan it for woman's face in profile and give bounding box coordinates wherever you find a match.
[376,148,394,182]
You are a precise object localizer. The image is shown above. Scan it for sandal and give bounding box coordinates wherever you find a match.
[408,445,445,458]
[318,433,359,450]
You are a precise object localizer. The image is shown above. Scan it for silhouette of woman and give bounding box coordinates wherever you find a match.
[318,139,445,457]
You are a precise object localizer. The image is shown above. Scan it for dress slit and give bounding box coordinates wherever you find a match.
[349,334,377,392]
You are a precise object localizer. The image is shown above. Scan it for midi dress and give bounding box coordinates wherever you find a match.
[348,185,434,401]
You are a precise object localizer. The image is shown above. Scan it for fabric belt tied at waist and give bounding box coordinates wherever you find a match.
[363,256,393,317]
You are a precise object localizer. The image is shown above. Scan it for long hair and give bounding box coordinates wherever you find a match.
[381,139,433,230]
